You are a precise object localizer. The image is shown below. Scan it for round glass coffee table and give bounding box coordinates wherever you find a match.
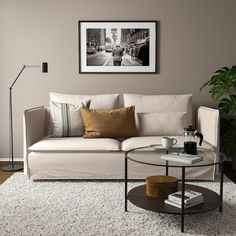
[124,145,226,233]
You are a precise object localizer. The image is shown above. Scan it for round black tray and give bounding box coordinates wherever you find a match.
[128,183,221,215]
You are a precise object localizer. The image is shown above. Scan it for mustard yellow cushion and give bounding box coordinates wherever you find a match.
[80,106,138,138]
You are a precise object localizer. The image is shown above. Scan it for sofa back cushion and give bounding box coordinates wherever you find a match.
[50,93,120,110]
[47,93,120,135]
[123,94,193,134]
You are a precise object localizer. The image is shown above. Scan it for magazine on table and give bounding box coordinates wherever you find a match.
[164,198,203,209]
[160,153,203,164]
[168,190,203,204]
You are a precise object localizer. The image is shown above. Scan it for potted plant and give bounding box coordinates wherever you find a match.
[200,65,236,170]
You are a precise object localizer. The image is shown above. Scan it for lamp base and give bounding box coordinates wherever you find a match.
[1,162,23,172]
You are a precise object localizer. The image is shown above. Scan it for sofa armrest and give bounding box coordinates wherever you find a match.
[23,106,47,174]
[197,106,219,149]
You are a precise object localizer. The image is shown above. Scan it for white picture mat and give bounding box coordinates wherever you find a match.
[79,22,157,73]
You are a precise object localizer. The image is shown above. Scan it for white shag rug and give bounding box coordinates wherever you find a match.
[0,173,236,236]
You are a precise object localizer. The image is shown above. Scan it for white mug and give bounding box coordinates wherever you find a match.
[162,137,177,149]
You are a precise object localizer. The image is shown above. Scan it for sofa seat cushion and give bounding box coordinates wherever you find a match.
[28,136,121,152]
[122,136,214,151]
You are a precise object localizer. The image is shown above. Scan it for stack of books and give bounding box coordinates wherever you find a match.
[161,153,203,164]
[165,190,204,209]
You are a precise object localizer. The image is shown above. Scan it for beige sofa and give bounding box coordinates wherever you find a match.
[23,93,219,180]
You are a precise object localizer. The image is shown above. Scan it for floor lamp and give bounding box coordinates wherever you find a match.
[2,62,48,171]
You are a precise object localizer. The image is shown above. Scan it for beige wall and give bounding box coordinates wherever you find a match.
[0,0,236,159]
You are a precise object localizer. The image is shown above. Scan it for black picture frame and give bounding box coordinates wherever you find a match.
[78,20,159,74]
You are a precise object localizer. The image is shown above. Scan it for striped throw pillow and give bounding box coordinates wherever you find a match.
[50,100,91,137]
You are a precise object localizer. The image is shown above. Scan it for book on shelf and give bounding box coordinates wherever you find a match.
[160,153,203,164]
[164,198,203,209]
[168,190,203,205]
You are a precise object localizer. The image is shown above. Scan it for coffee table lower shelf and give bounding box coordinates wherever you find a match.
[128,184,221,214]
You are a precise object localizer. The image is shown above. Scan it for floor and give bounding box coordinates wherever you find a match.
[0,161,236,184]
[0,162,22,184]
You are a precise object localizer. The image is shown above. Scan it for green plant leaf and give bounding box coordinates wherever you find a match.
[200,64,236,136]
[199,81,210,92]
[215,66,229,74]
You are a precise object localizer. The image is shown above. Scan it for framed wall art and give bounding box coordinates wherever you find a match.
[79,21,159,74]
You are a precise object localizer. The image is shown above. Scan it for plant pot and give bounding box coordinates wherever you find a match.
[232,154,236,171]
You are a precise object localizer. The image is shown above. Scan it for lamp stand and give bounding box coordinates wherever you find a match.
[2,88,23,171]
[2,63,48,172]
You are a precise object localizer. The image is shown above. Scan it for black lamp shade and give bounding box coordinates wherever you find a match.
[42,62,48,73]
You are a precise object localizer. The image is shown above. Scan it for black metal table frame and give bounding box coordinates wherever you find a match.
[124,148,224,233]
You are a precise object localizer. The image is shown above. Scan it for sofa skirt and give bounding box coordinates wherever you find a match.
[25,152,216,181]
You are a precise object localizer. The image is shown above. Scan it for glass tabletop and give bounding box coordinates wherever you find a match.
[125,144,226,168]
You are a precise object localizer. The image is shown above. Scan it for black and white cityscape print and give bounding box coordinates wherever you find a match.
[86,28,150,67]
